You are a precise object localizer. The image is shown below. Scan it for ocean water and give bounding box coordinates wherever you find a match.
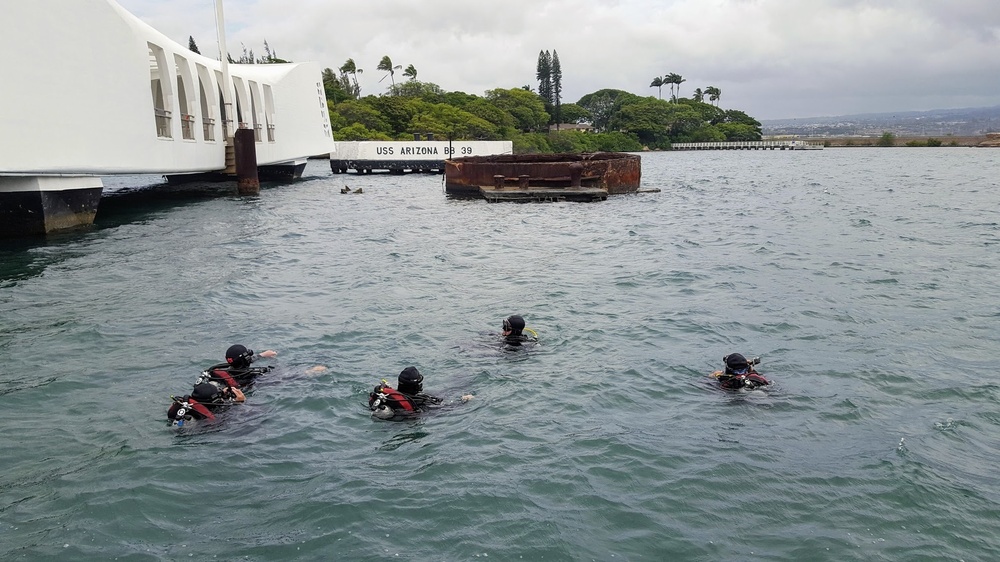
[1,148,999,561]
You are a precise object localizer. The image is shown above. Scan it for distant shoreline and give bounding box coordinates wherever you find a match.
[773,135,998,147]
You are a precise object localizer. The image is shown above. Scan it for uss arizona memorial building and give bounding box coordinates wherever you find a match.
[0,0,335,234]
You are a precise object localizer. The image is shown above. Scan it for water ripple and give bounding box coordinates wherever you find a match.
[2,151,999,560]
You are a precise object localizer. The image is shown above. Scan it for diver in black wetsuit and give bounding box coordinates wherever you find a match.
[167,345,277,425]
[202,344,277,389]
[369,366,444,419]
[502,315,537,346]
[715,353,770,390]
[396,366,443,410]
[166,379,246,424]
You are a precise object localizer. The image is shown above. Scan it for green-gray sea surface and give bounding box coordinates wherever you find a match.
[1,149,999,560]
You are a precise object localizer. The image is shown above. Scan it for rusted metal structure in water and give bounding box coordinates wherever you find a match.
[444,152,641,202]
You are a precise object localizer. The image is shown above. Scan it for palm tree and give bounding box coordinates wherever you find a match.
[403,64,417,81]
[706,86,721,107]
[339,58,362,97]
[377,55,402,90]
[692,88,704,103]
[650,76,665,99]
[665,73,684,101]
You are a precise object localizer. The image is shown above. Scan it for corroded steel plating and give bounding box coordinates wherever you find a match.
[444,152,641,197]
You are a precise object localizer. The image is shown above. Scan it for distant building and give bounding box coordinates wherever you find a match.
[549,123,595,133]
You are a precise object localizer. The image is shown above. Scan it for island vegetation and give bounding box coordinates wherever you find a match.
[213,40,764,154]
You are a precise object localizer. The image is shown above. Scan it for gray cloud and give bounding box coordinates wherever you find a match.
[118,0,1000,119]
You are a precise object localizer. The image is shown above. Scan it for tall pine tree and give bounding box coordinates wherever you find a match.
[188,36,200,54]
[551,50,562,128]
[536,50,553,108]
[536,49,564,127]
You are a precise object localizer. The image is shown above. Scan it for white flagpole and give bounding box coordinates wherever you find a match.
[215,0,234,139]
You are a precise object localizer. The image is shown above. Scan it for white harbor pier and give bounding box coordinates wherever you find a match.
[671,140,823,150]
[0,0,335,235]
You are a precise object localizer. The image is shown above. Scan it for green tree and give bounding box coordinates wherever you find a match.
[367,95,419,136]
[608,97,674,147]
[876,131,896,147]
[377,55,402,90]
[551,50,563,126]
[463,97,517,135]
[536,50,553,108]
[558,103,591,124]
[485,88,549,132]
[677,98,724,124]
[323,72,765,153]
[229,43,254,64]
[402,64,417,81]
[546,130,642,153]
[259,40,288,63]
[322,67,352,104]
[606,98,712,147]
[331,99,391,134]
[692,88,704,102]
[716,122,759,141]
[335,123,392,141]
[408,103,499,140]
[705,86,721,107]
[665,73,684,101]
[591,131,643,152]
[650,76,665,99]
[717,109,761,139]
[663,103,704,141]
[577,89,637,132]
[327,102,349,130]
[511,132,552,154]
[440,91,477,107]
[686,124,727,142]
[548,130,594,153]
[388,80,445,102]
[339,58,363,97]
[188,36,200,55]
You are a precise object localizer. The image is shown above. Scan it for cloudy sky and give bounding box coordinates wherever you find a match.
[117,0,1000,120]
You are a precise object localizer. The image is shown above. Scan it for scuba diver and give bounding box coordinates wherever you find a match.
[202,344,278,389]
[167,375,246,426]
[713,353,770,390]
[369,366,444,420]
[501,315,538,346]
[166,344,276,426]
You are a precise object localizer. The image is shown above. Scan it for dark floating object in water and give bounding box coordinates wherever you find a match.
[444,152,642,202]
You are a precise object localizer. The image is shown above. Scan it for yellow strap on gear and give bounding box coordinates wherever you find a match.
[525,328,538,338]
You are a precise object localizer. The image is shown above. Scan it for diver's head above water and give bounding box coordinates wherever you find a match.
[397,366,424,395]
[503,315,525,337]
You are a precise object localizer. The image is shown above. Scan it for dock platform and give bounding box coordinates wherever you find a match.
[670,140,822,150]
[479,185,609,203]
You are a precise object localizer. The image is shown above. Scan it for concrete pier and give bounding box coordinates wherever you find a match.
[670,140,822,150]
[0,176,104,236]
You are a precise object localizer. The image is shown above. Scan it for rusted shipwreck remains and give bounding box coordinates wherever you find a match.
[444,152,641,202]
